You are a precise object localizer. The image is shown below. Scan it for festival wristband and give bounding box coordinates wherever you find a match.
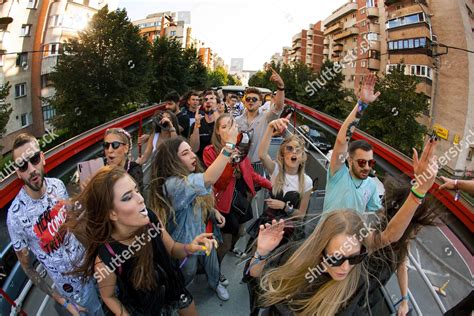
[221,148,232,157]
[62,299,69,308]
[225,142,236,150]
[357,100,369,112]
[410,187,426,199]
[402,295,409,301]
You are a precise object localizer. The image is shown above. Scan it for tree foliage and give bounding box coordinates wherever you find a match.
[359,64,428,155]
[0,82,12,152]
[48,7,151,136]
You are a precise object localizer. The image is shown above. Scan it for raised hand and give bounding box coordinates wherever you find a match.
[188,233,218,256]
[256,219,285,256]
[269,67,285,89]
[359,73,381,104]
[412,136,438,194]
[268,117,289,136]
[194,105,203,127]
[439,176,456,190]
[220,118,239,145]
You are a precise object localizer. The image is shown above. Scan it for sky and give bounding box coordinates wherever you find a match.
[117,0,348,71]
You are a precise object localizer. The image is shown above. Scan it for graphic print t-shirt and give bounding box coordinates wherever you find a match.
[7,178,87,300]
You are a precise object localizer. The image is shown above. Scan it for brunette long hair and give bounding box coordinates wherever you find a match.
[65,166,157,290]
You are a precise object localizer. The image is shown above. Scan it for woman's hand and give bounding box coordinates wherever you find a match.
[160,116,172,129]
[65,302,87,316]
[220,118,239,145]
[268,118,289,136]
[188,233,218,256]
[214,210,226,228]
[138,134,149,145]
[194,106,203,128]
[256,219,285,256]
[412,137,438,195]
[264,198,286,210]
[397,300,409,316]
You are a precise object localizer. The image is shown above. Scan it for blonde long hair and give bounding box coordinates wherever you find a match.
[148,137,214,226]
[273,135,307,196]
[210,113,231,154]
[259,210,369,315]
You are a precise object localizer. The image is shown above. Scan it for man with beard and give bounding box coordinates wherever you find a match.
[323,74,382,213]
[235,68,285,175]
[190,90,220,161]
[7,133,103,316]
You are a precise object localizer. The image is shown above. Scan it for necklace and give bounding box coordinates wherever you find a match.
[350,173,364,189]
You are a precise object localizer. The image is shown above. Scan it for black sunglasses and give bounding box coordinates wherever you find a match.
[245,96,259,103]
[323,250,368,267]
[356,159,376,168]
[103,141,126,150]
[15,151,41,172]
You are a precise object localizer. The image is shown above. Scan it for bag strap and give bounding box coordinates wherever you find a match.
[104,242,122,275]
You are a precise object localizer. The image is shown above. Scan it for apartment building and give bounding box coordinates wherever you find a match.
[286,21,325,73]
[0,0,113,154]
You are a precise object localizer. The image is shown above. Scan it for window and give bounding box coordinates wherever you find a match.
[20,24,32,36]
[27,0,37,8]
[50,15,63,27]
[41,74,53,88]
[388,41,394,50]
[366,0,375,7]
[353,37,357,43]
[50,43,60,55]
[361,61,367,67]
[361,21,366,27]
[353,13,356,19]
[467,147,473,161]
[20,113,30,127]
[42,104,56,121]
[16,53,28,68]
[15,83,27,98]
[388,37,429,51]
[361,9,366,15]
[170,30,176,36]
[367,32,378,41]
[386,13,426,29]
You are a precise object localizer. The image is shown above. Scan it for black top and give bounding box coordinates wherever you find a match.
[177,110,190,138]
[97,211,192,315]
[190,119,215,162]
[126,160,144,193]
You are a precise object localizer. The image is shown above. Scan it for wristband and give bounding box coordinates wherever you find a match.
[402,295,409,301]
[62,300,69,308]
[410,187,426,199]
[454,179,459,190]
[454,179,461,201]
[357,100,369,112]
[221,148,232,157]
[225,142,236,150]
[253,250,271,261]
[409,193,422,205]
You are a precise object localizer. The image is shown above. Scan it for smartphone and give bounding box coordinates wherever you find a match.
[78,158,104,186]
[280,106,295,119]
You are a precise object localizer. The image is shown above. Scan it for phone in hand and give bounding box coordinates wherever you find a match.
[280,106,295,119]
[77,158,104,186]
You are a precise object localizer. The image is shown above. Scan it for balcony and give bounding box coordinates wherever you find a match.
[324,2,358,26]
[367,7,379,18]
[293,40,302,49]
[323,38,330,45]
[387,4,425,20]
[333,42,343,52]
[368,58,380,70]
[333,27,359,41]
[369,40,381,51]
[292,32,302,42]
[368,23,381,33]
[324,22,344,35]
[323,48,329,55]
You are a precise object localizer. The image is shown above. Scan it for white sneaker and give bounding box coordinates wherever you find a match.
[219,273,229,287]
[216,283,230,301]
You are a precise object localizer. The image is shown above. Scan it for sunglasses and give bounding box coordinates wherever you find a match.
[284,145,303,154]
[103,141,126,150]
[15,151,41,172]
[245,97,259,103]
[356,159,376,168]
[323,250,368,267]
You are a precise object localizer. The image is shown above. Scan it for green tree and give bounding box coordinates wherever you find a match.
[207,66,229,87]
[359,64,428,155]
[0,82,12,152]
[47,7,151,136]
[183,46,208,91]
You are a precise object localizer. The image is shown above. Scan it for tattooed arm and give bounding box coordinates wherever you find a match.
[330,73,380,176]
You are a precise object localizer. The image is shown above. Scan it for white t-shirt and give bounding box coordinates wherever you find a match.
[260,101,272,113]
[271,163,312,195]
[7,178,89,301]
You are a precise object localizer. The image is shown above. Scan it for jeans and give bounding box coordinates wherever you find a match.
[181,249,220,290]
[54,281,104,316]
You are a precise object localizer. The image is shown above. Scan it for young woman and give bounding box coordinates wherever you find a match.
[66,166,217,315]
[203,113,272,283]
[254,117,313,242]
[148,121,239,301]
[136,110,179,166]
[103,128,143,192]
[248,138,439,315]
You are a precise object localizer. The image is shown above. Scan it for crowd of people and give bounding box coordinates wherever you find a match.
[6,70,469,315]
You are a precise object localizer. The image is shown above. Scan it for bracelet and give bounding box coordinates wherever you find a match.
[225,142,236,150]
[221,148,232,157]
[454,179,459,190]
[410,187,426,199]
[409,193,422,205]
[62,299,69,308]
[454,179,461,201]
[253,250,271,261]
[402,294,409,301]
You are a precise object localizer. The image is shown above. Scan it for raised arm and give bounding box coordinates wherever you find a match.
[371,138,438,248]
[16,248,85,315]
[396,258,410,316]
[136,133,154,165]
[258,118,289,174]
[203,119,239,186]
[189,106,203,153]
[330,73,380,176]
[269,67,285,112]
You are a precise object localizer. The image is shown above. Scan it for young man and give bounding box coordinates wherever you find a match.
[190,90,220,161]
[179,91,202,138]
[7,134,103,316]
[323,74,382,213]
[235,68,285,174]
[226,94,242,118]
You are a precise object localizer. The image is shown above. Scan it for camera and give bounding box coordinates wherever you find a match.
[232,130,253,163]
[153,113,170,133]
